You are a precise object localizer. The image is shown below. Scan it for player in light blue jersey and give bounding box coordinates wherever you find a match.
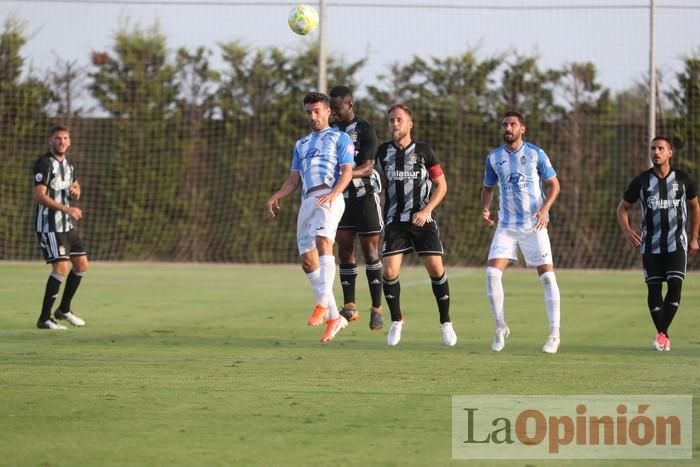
[481,111,562,354]
[266,92,355,344]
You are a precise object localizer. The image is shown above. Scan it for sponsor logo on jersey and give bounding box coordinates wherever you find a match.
[504,172,529,192]
[386,169,421,181]
[647,195,682,210]
[50,179,72,191]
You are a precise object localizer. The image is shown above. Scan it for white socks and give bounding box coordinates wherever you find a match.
[539,271,561,337]
[306,257,340,319]
[486,267,506,328]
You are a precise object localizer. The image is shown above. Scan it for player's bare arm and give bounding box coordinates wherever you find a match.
[687,196,700,256]
[70,181,81,200]
[34,184,82,221]
[481,185,495,227]
[316,163,353,207]
[534,176,560,230]
[351,159,375,178]
[413,173,446,227]
[616,199,642,247]
[267,171,300,218]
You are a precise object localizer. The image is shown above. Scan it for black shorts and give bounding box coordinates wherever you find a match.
[642,250,687,283]
[338,193,383,236]
[382,220,444,257]
[37,230,87,263]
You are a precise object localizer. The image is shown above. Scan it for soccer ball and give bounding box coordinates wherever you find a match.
[288,4,319,36]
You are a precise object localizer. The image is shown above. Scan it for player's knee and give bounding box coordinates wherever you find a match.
[53,260,71,276]
[74,256,89,273]
[666,277,683,304]
[383,266,400,281]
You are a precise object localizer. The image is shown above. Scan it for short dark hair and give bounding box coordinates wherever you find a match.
[49,125,69,136]
[502,111,525,126]
[652,136,673,150]
[304,92,330,106]
[388,103,413,119]
[329,85,353,101]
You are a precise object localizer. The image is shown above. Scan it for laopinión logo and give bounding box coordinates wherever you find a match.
[452,395,692,460]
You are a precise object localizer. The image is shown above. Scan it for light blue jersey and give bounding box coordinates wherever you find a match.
[291,127,355,196]
[483,142,557,230]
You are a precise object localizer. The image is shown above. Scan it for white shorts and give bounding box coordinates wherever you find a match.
[297,188,345,255]
[488,227,554,267]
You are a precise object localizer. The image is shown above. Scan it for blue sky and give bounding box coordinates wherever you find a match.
[3,0,700,93]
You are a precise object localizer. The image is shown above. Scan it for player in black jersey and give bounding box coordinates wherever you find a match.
[329,86,384,330]
[617,136,700,351]
[33,126,89,330]
[375,104,457,347]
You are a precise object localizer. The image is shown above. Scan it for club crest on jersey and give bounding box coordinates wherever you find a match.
[349,130,358,143]
[35,173,43,182]
[672,182,679,191]
[520,155,527,165]
[408,155,418,164]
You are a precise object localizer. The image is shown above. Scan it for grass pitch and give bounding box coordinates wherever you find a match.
[0,262,698,466]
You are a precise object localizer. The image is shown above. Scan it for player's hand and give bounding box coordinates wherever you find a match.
[689,238,699,256]
[315,191,337,207]
[65,206,82,221]
[69,181,81,200]
[412,209,431,227]
[533,210,549,230]
[623,228,642,247]
[481,208,495,227]
[266,195,280,219]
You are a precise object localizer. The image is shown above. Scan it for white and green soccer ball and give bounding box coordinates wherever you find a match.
[288,4,319,36]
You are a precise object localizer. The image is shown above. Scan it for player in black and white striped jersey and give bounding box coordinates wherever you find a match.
[329,86,384,330]
[375,104,457,347]
[617,136,700,351]
[33,126,89,329]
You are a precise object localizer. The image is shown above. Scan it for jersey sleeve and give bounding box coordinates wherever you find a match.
[356,122,379,164]
[622,175,643,203]
[483,155,498,187]
[680,170,698,200]
[290,141,301,171]
[337,133,355,166]
[33,157,51,186]
[423,144,444,180]
[537,149,557,180]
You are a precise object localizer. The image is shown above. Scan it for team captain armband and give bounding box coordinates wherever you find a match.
[428,164,444,180]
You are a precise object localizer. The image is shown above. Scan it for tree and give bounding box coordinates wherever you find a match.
[666,50,700,173]
[88,21,181,259]
[0,18,51,259]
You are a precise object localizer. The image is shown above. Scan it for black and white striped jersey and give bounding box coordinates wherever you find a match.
[623,168,698,254]
[332,116,381,199]
[376,140,442,225]
[33,152,77,233]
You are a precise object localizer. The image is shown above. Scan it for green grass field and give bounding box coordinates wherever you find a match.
[1,262,698,466]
